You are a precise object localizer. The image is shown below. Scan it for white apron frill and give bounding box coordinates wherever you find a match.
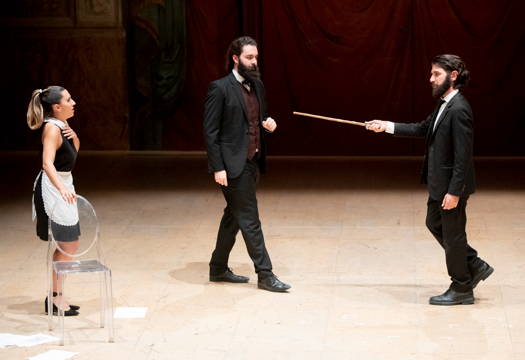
[32,170,78,226]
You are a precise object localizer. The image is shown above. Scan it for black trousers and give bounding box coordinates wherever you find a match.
[209,160,273,277]
[426,196,478,291]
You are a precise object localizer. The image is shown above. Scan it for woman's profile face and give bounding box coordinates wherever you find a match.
[54,89,76,120]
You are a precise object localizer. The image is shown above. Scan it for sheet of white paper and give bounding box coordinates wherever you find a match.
[0,333,58,348]
[113,306,148,318]
[0,333,25,348]
[28,350,78,360]
[18,334,60,347]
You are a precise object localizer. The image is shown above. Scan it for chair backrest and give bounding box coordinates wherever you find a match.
[48,195,104,261]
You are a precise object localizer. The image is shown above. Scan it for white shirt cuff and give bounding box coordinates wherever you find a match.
[385,122,395,134]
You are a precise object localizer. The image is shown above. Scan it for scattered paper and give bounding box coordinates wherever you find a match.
[28,350,78,360]
[18,334,60,347]
[0,333,22,348]
[113,307,148,318]
[0,333,58,348]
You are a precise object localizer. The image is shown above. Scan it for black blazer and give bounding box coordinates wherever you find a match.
[203,73,269,178]
[394,92,476,200]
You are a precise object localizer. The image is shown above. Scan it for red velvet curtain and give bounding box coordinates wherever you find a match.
[165,0,240,149]
[166,0,525,155]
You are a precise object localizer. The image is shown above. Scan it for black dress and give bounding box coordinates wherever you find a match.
[33,120,79,242]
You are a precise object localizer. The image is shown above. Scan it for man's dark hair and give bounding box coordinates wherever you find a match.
[432,54,470,90]
[226,36,258,72]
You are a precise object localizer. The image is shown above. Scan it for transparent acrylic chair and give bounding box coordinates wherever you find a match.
[47,195,114,345]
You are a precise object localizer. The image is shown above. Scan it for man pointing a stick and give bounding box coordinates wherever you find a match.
[365,54,493,305]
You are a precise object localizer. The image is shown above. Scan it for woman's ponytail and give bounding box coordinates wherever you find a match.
[26,86,65,130]
[27,89,44,130]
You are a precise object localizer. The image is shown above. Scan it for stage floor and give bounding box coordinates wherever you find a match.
[1,152,524,360]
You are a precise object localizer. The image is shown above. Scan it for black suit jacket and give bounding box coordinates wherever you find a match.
[394,92,476,200]
[203,73,269,179]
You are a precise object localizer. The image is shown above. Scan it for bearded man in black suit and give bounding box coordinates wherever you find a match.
[366,54,493,305]
[203,36,290,292]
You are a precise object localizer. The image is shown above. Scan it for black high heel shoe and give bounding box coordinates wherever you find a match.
[44,293,79,316]
[50,292,80,311]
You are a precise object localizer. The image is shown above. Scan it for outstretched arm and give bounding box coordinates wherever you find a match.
[365,120,394,133]
[366,114,433,138]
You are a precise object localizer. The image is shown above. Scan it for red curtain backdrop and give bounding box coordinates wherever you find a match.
[165,0,525,155]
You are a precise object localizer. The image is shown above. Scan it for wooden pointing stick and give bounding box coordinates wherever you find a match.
[293,111,367,127]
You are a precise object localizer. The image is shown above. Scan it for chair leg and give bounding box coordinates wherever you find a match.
[47,287,54,331]
[105,269,115,343]
[58,272,65,346]
[47,244,55,331]
[99,272,105,328]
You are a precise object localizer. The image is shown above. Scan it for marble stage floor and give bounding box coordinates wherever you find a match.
[0,152,524,360]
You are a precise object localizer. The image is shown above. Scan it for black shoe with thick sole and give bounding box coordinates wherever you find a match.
[210,269,249,283]
[470,259,494,289]
[257,275,291,292]
[429,288,474,306]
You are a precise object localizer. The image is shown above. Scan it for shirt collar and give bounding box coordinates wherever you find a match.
[232,69,245,84]
[442,89,459,104]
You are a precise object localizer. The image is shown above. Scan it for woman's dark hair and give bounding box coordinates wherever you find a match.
[226,36,257,72]
[432,54,470,90]
[27,85,65,130]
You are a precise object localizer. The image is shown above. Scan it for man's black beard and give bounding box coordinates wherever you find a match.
[238,61,260,83]
[432,74,451,98]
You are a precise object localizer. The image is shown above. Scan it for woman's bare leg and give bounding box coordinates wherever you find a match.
[52,240,79,309]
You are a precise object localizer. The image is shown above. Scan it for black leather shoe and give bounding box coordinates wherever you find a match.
[257,275,291,292]
[210,269,249,283]
[469,259,494,289]
[429,288,474,306]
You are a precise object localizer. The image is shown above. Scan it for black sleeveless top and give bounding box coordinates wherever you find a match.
[44,121,78,172]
